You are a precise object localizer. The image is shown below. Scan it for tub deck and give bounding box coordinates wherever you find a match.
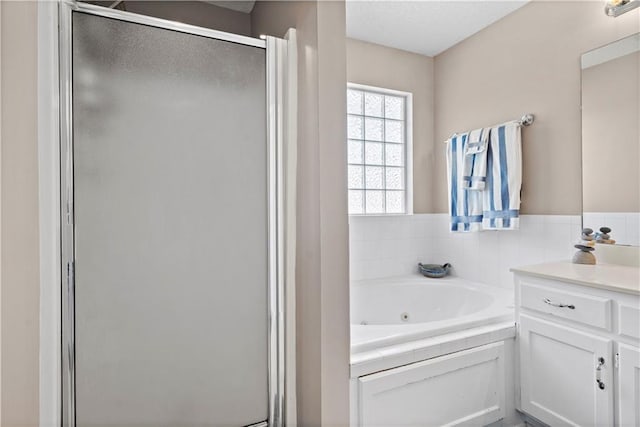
[351,275,514,355]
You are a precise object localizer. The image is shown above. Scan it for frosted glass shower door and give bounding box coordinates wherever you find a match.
[70,11,268,427]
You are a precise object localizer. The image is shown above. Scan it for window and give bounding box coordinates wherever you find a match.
[347,84,412,215]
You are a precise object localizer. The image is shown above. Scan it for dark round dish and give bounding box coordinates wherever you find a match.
[418,263,452,278]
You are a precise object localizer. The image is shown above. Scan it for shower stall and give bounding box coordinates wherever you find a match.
[58,2,293,426]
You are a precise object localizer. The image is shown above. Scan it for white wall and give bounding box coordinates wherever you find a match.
[350,214,581,288]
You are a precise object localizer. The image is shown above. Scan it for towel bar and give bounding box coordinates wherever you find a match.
[445,113,534,143]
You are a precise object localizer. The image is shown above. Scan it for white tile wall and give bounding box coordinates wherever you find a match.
[349,214,582,288]
[583,212,640,246]
[349,215,432,280]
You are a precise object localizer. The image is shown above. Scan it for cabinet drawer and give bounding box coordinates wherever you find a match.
[520,281,612,330]
[619,304,640,340]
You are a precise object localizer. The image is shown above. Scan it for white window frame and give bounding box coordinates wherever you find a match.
[347,82,413,216]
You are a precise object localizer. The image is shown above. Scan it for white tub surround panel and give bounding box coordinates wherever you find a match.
[357,342,506,427]
[350,327,518,427]
[513,262,640,427]
[349,214,581,287]
[351,321,515,378]
[349,275,520,427]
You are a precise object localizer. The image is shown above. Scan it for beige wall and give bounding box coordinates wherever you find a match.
[0,1,350,425]
[582,51,639,212]
[433,0,640,215]
[252,1,350,426]
[88,1,252,36]
[1,1,40,426]
[346,39,435,213]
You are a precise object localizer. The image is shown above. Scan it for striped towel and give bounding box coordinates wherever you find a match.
[462,127,489,190]
[482,123,522,230]
[446,133,483,232]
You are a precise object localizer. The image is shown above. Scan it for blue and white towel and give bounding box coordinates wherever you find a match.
[446,133,483,232]
[482,123,522,230]
[446,122,522,232]
[462,127,489,190]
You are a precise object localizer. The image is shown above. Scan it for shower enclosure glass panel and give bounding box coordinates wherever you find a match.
[70,11,268,426]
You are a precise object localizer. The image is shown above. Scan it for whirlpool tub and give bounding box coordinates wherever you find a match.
[350,275,514,353]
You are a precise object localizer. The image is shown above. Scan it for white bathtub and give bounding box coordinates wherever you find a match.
[351,275,514,353]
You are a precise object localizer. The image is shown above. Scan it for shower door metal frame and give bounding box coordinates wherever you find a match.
[59,2,287,426]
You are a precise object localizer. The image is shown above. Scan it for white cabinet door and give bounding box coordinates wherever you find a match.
[519,315,613,426]
[358,342,505,427]
[619,344,640,427]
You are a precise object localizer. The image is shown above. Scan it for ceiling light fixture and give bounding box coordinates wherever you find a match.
[605,0,640,17]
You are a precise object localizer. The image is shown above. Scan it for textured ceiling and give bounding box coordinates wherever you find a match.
[347,0,530,56]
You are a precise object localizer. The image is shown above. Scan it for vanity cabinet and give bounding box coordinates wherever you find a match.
[513,263,640,427]
[519,314,613,425]
[619,344,640,426]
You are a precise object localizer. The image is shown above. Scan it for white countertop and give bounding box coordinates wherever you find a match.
[511,261,640,295]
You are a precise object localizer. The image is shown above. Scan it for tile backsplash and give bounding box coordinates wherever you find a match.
[349,214,582,288]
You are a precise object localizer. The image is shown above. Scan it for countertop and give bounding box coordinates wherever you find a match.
[511,261,640,295]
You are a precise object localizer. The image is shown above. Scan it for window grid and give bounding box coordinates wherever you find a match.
[347,87,407,215]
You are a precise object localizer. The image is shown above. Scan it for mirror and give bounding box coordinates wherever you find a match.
[581,33,640,246]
